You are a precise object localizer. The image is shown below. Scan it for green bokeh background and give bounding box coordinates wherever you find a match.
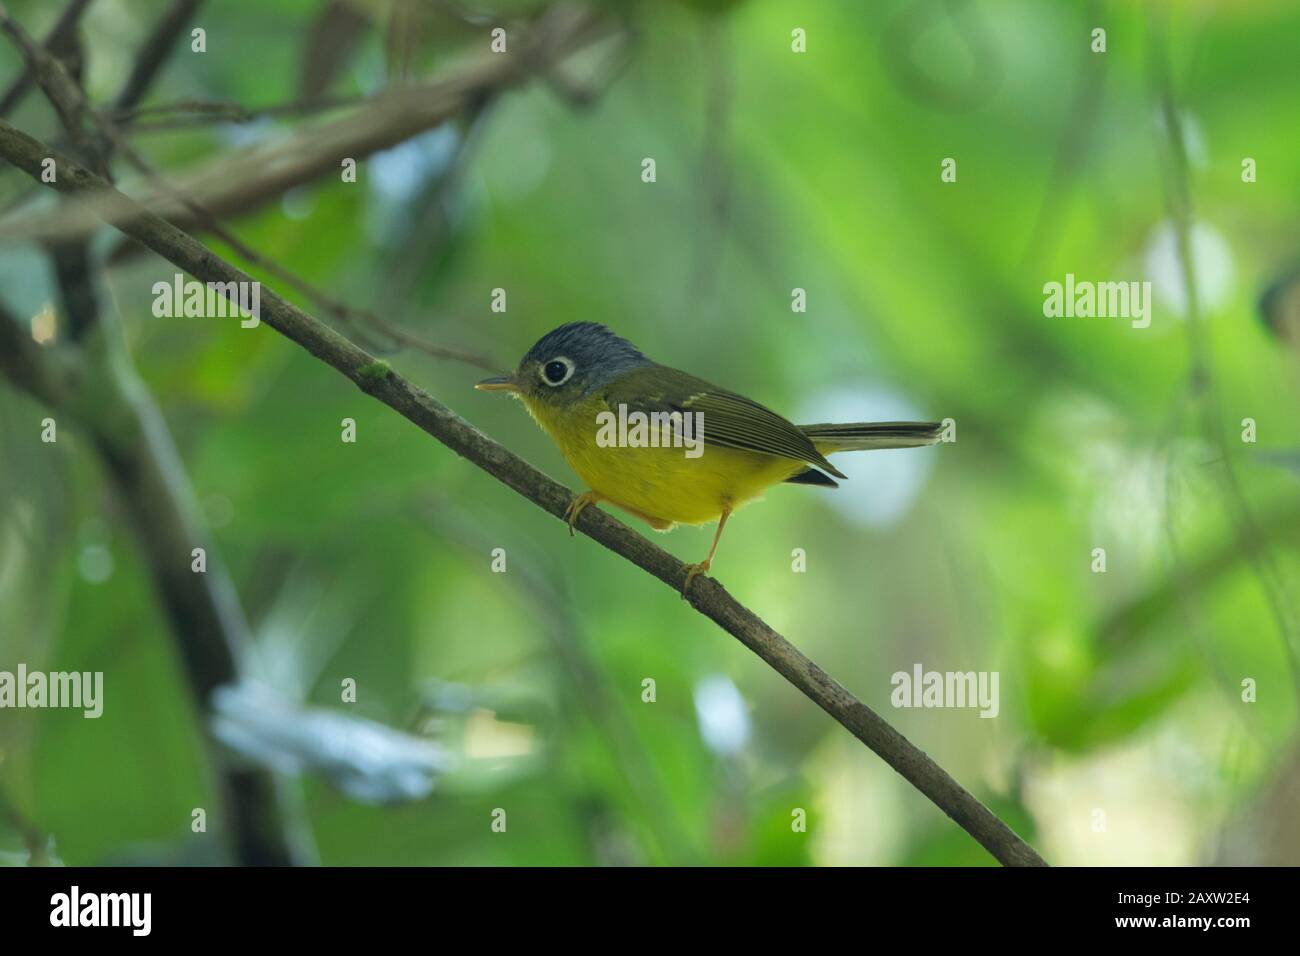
[2,0,1299,866]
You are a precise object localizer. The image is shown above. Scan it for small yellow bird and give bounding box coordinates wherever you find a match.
[477,322,941,594]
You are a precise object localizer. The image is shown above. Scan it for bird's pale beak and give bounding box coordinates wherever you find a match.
[475,375,520,393]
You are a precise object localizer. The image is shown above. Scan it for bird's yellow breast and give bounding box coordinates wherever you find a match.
[522,393,806,528]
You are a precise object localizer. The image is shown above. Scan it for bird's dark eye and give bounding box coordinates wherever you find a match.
[541,357,575,386]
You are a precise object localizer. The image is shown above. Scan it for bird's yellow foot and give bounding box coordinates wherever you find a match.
[681,560,711,598]
[564,491,603,536]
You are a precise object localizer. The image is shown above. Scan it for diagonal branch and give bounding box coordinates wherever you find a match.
[0,0,93,119]
[1,2,588,371]
[0,118,1048,867]
[111,0,205,113]
[0,3,612,244]
[0,2,102,170]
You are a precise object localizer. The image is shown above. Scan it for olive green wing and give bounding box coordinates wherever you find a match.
[603,365,847,479]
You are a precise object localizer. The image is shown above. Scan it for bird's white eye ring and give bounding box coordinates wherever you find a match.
[541,356,575,386]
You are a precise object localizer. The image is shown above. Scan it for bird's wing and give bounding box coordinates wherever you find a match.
[604,365,846,479]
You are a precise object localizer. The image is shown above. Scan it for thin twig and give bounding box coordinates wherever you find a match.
[417,496,699,864]
[0,5,613,243]
[1019,0,1106,272]
[111,0,205,113]
[113,93,366,131]
[1148,14,1300,696]
[0,1,308,864]
[0,0,93,119]
[0,119,1048,867]
[0,3,102,171]
[0,294,309,866]
[0,786,52,865]
[1,4,496,371]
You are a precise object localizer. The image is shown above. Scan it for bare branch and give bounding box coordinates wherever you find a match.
[0,300,72,406]
[0,117,1049,867]
[0,4,613,243]
[0,295,310,866]
[0,3,101,169]
[112,94,360,130]
[111,0,205,113]
[0,0,93,119]
[2,1,495,370]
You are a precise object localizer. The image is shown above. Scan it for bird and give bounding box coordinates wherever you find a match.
[476,322,942,595]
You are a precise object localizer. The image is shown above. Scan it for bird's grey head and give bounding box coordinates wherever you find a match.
[511,322,650,399]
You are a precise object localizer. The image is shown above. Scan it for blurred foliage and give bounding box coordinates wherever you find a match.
[1,0,1299,866]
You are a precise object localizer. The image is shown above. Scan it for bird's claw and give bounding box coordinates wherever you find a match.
[564,491,601,536]
[681,561,711,599]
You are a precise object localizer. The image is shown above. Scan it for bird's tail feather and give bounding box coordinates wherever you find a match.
[801,421,943,452]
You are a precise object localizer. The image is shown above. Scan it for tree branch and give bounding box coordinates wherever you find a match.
[0,0,92,119]
[0,301,72,406]
[0,119,1048,867]
[111,0,205,113]
[1,0,498,374]
[112,94,360,130]
[0,297,309,867]
[0,2,102,171]
[0,4,612,243]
